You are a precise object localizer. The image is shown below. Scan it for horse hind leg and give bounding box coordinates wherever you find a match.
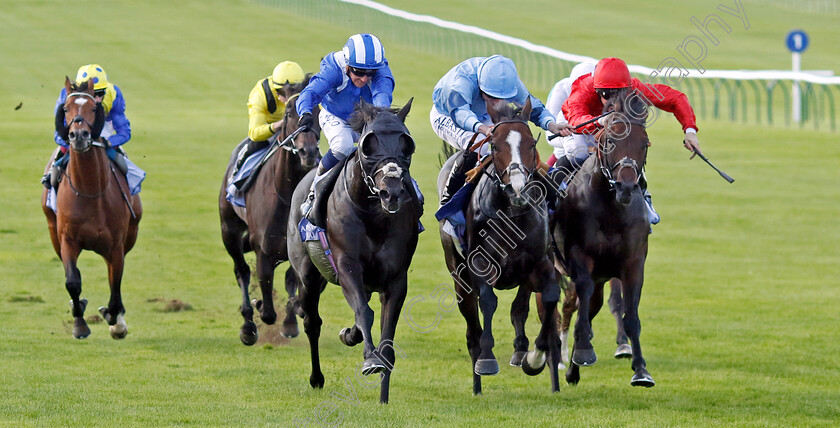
[508,287,530,367]
[609,279,632,359]
[220,219,256,345]
[61,244,90,339]
[99,249,128,339]
[282,268,300,338]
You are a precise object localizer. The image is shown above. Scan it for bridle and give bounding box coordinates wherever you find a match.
[277,93,320,155]
[65,91,98,152]
[481,120,538,190]
[595,114,647,190]
[355,125,414,198]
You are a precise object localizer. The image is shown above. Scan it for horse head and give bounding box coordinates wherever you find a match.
[486,98,538,207]
[598,88,649,206]
[280,74,321,168]
[62,77,104,153]
[352,98,415,214]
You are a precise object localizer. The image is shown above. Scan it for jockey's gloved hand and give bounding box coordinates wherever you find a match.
[100,137,110,147]
[298,112,313,131]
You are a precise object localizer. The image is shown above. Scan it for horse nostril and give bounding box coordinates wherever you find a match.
[379,189,390,200]
[69,131,76,139]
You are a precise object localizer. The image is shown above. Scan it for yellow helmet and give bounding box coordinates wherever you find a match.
[271,61,304,88]
[75,64,110,91]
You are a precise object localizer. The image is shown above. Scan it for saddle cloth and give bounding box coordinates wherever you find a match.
[224,147,268,208]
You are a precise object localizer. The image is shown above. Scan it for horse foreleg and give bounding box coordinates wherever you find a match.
[609,278,632,359]
[254,251,277,325]
[621,259,654,387]
[61,241,88,339]
[474,283,499,376]
[337,262,379,376]
[457,287,482,395]
[508,286,530,367]
[299,273,325,389]
[375,276,408,404]
[560,278,578,366]
[523,262,561,392]
[282,268,300,338]
[101,249,127,339]
[569,251,597,367]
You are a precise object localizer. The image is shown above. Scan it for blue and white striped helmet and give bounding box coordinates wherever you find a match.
[342,33,386,70]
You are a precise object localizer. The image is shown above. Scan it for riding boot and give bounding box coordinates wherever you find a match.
[228,139,268,187]
[640,172,659,225]
[43,149,67,189]
[300,164,328,217]
[439,150,479,208]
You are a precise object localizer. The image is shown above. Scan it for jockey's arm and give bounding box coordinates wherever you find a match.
[369,65,395,108]
[106,91,131,147]
[636,81,701,157]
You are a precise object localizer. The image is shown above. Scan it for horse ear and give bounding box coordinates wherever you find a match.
[64,76,73,94]
[486,98,503,124]
[519,97,532,121]
[396,97,413,122]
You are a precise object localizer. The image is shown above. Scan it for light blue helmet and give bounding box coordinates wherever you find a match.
[477,55,519,99]
[342,33,386,70]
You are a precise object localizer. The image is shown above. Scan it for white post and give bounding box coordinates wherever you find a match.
[792,51,801,123]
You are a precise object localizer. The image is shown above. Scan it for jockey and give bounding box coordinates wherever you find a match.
[431,55,573,210]
[228,61,306,186]
[296,33,395,215]
[44,64,131,188]
[544,61,596,167]
[561,57,702,223]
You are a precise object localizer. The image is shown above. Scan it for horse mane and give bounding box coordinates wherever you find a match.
[349,102,400,134]
[489,102,522,122]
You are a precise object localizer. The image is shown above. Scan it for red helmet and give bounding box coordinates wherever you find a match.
[593,57,631,89]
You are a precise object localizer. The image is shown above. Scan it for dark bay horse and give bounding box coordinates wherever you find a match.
[41,77,142,339]
[219,83,321,345]
[553,88,655,387]
[287,99,421,404]
[438,99,562,395]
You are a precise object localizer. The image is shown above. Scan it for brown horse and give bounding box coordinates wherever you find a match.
[438,99,562,395]
[553,88,655,387]
[219,83,321,345]
[41,77,142,339]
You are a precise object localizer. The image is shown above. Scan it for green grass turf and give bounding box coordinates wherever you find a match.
[0,0,838,426]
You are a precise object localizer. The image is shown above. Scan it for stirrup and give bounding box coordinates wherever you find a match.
[300,191,315,217]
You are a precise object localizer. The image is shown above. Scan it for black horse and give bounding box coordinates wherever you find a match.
[438,99,562,395]
[553,88,655,387]
[219,81,321,345]
[287,99,421,404]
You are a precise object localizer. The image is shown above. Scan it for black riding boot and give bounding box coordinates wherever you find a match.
[439,150,479,208]
[229,139,269,186]
[42,150,66,189]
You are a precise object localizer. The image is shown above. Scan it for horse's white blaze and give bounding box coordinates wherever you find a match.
[74,97,88,106]
[506,130,526,196]
[379,162,403,178]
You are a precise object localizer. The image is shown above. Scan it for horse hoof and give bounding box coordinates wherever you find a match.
[572,348,597,366]
[509,351,527,367]
[521,350,546,376]
[615,343,632,359]
[108,314,127,339]
[474,359,499,376]
[73,319,91,340]
[631,372,655,387]
[361,358,387,376]
[281,321,299,339]
[240,321,258,346]
[310,373,325,389]
[338,328,361,347]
